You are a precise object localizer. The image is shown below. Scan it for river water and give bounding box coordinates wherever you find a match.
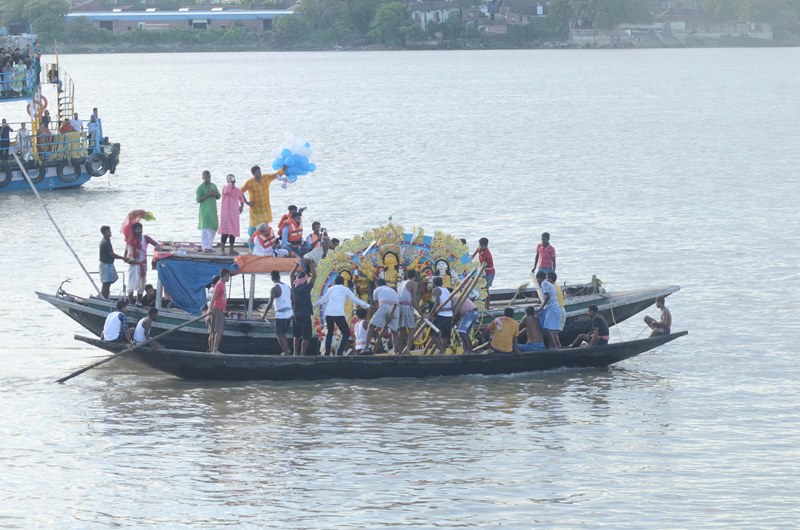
[1,48,799,528]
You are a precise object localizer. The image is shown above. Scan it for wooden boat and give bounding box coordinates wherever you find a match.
[74,331,688,381]
[39,284,680,355]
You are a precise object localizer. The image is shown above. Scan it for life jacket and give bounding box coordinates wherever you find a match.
[277,212,291,234]
[287,218,303,244]
[251,226,276,249]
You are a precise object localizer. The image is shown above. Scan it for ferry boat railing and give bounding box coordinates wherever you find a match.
[0,68,39,101]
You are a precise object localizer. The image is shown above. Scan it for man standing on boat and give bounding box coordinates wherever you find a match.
[99,225,127,299]
[196,170,220,253]
[291,259,316,356]
[532,232,556,274]
[315,275,371,356]
[536,270,562,349]
[126,222,159,306]
[471,238,495,310]
[241,164,285,248]
[429,276,454,355]
[397,269,421,354]
[207,268,231,354]
[0,119,13,162]
[263,270,294,356]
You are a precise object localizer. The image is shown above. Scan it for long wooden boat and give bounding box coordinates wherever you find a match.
[75,331,688,381]
[39,284,680,354]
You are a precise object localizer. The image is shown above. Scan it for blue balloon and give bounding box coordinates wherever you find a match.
[287,174,297,183]
[281,148,292,159]
[284,155,295,167]
[272,158,283,170]
[308,163,317,172]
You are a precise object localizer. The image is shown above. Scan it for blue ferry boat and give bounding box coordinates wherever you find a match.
[0,41,120,192]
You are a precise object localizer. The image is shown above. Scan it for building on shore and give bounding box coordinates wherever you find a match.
[65,8,294,33]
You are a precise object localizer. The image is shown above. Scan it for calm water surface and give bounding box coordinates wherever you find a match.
[1,49,799,528]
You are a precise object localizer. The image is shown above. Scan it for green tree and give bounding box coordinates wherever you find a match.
[568,0,650,29]
[368,1,411,46]
[274,14,309,40]
[1,0,70,41]
[299,0,344,30]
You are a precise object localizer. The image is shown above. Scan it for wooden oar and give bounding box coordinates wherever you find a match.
[368,304,398,353]
[413,308,439,334]
[413,268,479,340]
[451,264,486,316]
[56,313,208,384]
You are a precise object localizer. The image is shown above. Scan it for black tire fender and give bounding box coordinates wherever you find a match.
[56,160,82,183]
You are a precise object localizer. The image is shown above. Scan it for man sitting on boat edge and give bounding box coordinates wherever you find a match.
[644,296,671,337]
[570,305,610,348]
[484,307,520,354]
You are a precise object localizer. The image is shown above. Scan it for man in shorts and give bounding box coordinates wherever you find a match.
[263,270,293,355]
[364,278,400,354]
[644,296,672,337]
[397,269,420,354]
[518,305,545,351]
[207,268,231,353]
[99,225,126,299]
[453,293,480,353]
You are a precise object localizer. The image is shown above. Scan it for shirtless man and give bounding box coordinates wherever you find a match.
[517,305,545,351]
[644,296,672,337]
[453,293,480,353]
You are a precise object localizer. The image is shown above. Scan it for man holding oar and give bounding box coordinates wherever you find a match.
[429,276,454,355]
[363,279,400,354]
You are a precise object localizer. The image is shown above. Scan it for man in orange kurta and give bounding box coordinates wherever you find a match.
[241,165,284,247]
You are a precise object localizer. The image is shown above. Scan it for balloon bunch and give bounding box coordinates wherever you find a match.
[271,133,317,188]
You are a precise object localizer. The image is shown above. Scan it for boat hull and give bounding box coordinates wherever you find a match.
[75,331,688,381]
[38,285,680,355]
[0,163,94,192]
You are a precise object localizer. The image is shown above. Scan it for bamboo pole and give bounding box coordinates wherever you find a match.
[451,263,486,316]
[368,304,398,353]
[57,313,208,384]
[413,267,479,341]
[13,152,100,295]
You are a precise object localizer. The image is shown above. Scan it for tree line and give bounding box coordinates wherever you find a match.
[1,0,798,48]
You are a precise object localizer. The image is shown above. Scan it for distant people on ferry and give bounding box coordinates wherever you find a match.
[532,232,556,274]
[517,306,545,352]
[99,225,127,299]
[241,164,285,248]
[0,118,13,161]
[12,59,26,92]
[536,270,561,349]
[16,122,31,159]
[644,296,672,337]
[570,305,610,348]
[484,307,520,354]
[70,113,82,133]
[280,211,305,255]
[471,237,495,309]
[87,115,99,150]
[1,59,12,93]
[196,170,220,253]
[41,109,51,130]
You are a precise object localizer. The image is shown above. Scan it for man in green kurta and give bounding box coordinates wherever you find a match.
[196,170,220,252]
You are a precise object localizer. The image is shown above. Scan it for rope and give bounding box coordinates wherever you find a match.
[13,153,100,295]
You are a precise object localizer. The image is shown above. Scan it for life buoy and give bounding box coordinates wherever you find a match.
[0,166,11,188]
[86,153,107,177]
[56,161,82,183]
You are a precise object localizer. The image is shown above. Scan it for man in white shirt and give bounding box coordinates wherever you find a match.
[314,274,370,355]
[133,307,159,346]
[102,300,133,344]
[70,112,83,132]
[263,270,293,355]
[363,278,400,354]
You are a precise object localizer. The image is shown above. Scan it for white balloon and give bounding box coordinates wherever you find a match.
[283,131,295,142]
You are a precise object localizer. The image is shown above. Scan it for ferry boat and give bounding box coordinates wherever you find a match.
[0,37,121,192]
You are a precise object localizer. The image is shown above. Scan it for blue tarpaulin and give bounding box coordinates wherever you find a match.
[157,258,239,315]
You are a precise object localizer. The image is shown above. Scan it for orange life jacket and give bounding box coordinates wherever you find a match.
[277,212,291,234]
[251,226,276,249]
[287,218,303,244]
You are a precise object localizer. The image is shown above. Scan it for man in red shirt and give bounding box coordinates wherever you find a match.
[532,232,556,274]
[207,268,231,353]
[471,237,495,309]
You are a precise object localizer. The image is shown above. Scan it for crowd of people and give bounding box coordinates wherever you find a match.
[98,170,672,354]
[0,108,102,163]
[0,45,38,99]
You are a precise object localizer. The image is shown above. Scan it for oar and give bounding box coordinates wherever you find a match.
[413,267,479,340]
[56,313,208,384]
[368,304,398,353]
[451,264,486,316]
